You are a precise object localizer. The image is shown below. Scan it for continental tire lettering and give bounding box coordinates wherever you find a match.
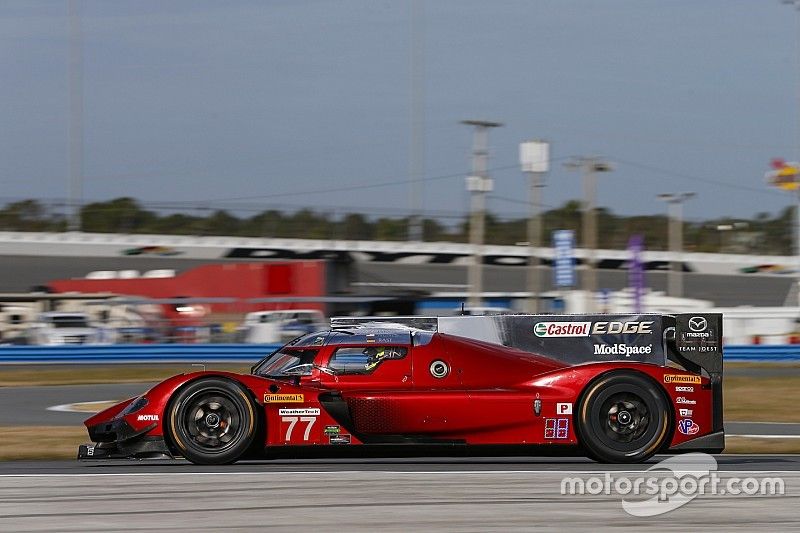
[239,389,255,437]
[170,403,187,452]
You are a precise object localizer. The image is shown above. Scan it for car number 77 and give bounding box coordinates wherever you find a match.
[281,416,317,441]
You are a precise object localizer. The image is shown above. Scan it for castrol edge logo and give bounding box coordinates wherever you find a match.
[533,320,654,338]
[534,321,590,337]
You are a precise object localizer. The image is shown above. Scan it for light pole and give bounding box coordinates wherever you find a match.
[407,0,425,242]
[67,0,84,232]
[765,160,800,306]
[564,157,613,312]
[520,140,550,313]
[658,192,695,298]
[780,0,800,307]
[462,119,503,308]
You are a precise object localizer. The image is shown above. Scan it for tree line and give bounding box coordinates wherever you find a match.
[0,197,792,254]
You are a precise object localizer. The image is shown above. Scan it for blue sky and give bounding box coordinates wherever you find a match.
[1,0,798,223]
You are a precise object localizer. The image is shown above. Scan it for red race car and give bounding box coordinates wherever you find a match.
[79,313,724,464]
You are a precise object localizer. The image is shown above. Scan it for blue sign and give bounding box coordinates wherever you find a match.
[553,230,575,287]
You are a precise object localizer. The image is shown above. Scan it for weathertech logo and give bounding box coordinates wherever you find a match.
[264,394,305,403]
[534,322,591,337]
[664,374,702,384]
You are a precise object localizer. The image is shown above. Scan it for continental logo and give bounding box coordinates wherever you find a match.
[534,320,654,338]
[663,374,702,384]
[263,393,305,403]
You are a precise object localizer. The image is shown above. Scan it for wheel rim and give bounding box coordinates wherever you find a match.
[179,390,245,453]
[585,380,665,456]
[600,393,650,443]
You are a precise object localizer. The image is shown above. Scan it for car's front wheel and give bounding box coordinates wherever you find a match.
[576,371,671,463]
[167,378,257,465]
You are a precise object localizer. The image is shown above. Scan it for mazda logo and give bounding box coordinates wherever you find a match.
[688,316,707,332]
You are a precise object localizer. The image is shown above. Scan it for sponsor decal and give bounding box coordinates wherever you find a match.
[679,408,693,417]
[678,419,700,436]
[591,321,654,335]
[678,315,719,350]
[136,414,159,422]
[544,418,570,439]
[684,331,713,339]
[688,316,708,332]
[324,425,341,435]
[593,343,653,357]
[264,393,305,403]
[534,320,655,338]
[429,360,449,378]
[675,386,694,393]
[329,434,351,445]
[534,321,590,338]
[664,374,701,384]
[279,408,320,416]
[676,397,697,405]
[556,403,573,415]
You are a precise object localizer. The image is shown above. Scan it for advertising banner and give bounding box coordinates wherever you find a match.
[553,230,575,287]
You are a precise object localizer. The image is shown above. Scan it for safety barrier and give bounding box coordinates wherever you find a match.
[723,345,800,362]
[0,344,797,364]
[0,344,281,364]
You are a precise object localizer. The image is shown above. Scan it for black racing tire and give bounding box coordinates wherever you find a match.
[166,378,257,465]
[576,371,671,464]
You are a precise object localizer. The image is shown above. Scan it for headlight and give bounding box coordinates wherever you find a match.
[119,396,148,416]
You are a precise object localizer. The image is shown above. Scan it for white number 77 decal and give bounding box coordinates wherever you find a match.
[281,416,317,441]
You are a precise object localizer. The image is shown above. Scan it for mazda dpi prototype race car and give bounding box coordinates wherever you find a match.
[79,313,724,464]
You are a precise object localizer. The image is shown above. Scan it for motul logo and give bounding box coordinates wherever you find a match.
[534,322,591,337]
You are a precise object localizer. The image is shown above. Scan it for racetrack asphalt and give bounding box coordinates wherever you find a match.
[0,456,798,531]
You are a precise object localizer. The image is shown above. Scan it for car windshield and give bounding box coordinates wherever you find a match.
[253,348,319,378]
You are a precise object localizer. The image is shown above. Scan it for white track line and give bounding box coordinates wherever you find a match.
[727,434,800,439]
[1,469,799,478]
[46,400,116,413]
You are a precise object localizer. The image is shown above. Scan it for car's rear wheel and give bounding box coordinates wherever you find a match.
[576,371,670,463]
[167,378,257,465]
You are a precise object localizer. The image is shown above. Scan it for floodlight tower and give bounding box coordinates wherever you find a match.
[462,119,503,307]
